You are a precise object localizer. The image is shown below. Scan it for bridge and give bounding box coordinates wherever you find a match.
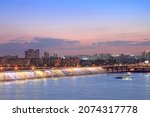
[0,64,150,73]
[102,65,150,73]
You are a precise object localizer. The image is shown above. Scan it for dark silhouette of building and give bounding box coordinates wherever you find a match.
[25,49,40,59]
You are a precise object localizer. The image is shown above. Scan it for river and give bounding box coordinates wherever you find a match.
[0,73,150,100]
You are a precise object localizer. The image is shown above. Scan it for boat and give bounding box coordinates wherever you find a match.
[115,74,133,80]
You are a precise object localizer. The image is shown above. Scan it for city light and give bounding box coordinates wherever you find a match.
[15,67,18,70]
[0,49,150,73]
[145,60,149,64]
[31,66,35,70]
[0,67,106,81]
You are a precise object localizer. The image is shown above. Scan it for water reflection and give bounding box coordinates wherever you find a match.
[0,73,150,100]
[144,73,150,78]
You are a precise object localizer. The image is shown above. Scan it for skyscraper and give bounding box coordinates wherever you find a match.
[25,49,40,59]
[142,50,150,60]
[44,52,49,58]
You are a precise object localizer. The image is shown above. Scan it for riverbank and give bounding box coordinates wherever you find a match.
[0,67,106,82]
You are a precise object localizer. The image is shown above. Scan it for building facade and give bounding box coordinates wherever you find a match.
[25,49,40,59]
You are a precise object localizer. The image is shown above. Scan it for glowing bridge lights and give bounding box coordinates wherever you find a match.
[0,67,105,82]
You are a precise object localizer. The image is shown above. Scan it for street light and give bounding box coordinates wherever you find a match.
[145,60,149,64]
[31,66,35,70]
[15,66,18,70]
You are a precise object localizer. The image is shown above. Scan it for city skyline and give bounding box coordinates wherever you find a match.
[0,0,150,56]
[1,48,150,68]
[1,48,150,58]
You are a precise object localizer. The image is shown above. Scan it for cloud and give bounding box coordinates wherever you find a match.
[0,37,150,56]
[95,26,111,31]
[64,40,80,44]
[0,37,80,56]
[1,37,80,47]
[117,32,135,36]
[92,40,150,46]
[24,37,80,48]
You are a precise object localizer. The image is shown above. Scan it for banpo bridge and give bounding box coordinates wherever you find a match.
[0,67,105,82]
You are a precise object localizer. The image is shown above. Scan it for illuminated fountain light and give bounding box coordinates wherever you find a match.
[44,69,53,77]
[86,67,97,73]
[97,67,106,72]
[4,72,16,81]
[72,68,84,75]
[24,71,35,79]
[93,67,101,73]
[66,68,77,75]
[60,68,74,76]
[51,69,65,77]
[34,70,45,78]
[97,67,103,70]
[60,68,70,76]
[0,67,106,82]
[87,67,102,74]
[72,67,86,75]
[83,67,94,74]
[67,68,76,75]
[83,67,93,74]
[0,73,4,81]
[15,71,27,80]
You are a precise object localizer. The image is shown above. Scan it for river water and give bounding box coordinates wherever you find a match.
[0,73,150,100]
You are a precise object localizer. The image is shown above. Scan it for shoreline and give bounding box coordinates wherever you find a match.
[0,67,106,82]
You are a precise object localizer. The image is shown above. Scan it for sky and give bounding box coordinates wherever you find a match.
[0,0,150,56]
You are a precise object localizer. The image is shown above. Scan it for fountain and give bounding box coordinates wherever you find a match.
[0,67,106,82]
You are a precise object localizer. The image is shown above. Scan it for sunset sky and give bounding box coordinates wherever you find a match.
[0,0,150,56]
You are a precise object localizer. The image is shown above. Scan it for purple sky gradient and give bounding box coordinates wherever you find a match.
[0,0,150,56]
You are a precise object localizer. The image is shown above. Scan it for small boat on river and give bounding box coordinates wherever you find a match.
[115,74,133,80]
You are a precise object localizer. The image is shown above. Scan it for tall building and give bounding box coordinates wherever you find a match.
[35,49,40,58]
[25,49,40,59]
[53,52,58,58]
[44,52,49,58]
[142,50,150,60]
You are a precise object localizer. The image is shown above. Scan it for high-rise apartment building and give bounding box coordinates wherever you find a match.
[44,52,49,58]
[142,50,150,60]
[25,49,40,59]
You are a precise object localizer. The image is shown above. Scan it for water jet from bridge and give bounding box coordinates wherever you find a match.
[0,67,106,82]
